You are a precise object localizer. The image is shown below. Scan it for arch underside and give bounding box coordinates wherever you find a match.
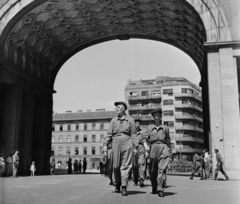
[0,0,206,85]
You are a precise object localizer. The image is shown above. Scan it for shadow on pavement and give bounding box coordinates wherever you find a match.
[164,192,177,196]
[127,191,147,195]
[168,173,192,177]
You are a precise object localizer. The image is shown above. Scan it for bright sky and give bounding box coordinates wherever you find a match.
[53,39,201,113]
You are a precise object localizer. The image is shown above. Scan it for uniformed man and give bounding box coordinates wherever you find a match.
[103,101,138,196]
[139,108,171,197]
[214,149,229,181]
[50,151,55,175]
[134,119,147,187]
[189,152,202,180]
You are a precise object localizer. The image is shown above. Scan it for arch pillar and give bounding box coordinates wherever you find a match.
[206,42,240,179]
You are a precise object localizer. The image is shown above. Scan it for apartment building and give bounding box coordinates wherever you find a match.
[125,76,204,161]
[52,110,117,169]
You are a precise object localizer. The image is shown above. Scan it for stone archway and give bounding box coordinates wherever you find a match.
[0,0,239,178]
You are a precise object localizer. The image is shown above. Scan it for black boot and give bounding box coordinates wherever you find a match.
[152,187,157,194]
[214,173,218,180]
[140,179,144,187]
[109,180,113,185]
[134,182,138,186]
[115,184,120,193]
[158,191,164,197]
[122,186,127,196]
[224,173,229,180]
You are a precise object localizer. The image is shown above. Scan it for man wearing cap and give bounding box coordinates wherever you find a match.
[134,119,148,187]
[189,152,202,180]
[103,101,138,196]
[214,149,229,181]
[139,108,171,197]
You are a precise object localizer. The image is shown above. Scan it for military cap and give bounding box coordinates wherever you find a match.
[151,108,162,116]
[114,101,127,110]
[134,118,142,123]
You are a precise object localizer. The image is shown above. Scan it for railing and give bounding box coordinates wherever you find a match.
[175,125,203,133]
[128,95,161,100]
[174,93,202,101]
[129,105,161,111]
[174,103,202,112]
[175,136,204,143]
[131,115,153,121]
[175,114,203,122]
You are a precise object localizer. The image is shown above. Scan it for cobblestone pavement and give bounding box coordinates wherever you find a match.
[0,173,239,204]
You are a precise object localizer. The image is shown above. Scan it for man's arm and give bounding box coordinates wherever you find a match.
[130,119,138,149]
[103,118,114,149]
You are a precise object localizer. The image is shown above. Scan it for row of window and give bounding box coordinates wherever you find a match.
[52,123,105,131]
[129,90,161,97]
[54,146,102,156]
[52,135,105,143]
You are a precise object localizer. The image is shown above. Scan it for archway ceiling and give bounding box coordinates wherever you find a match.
[1,0,206,84]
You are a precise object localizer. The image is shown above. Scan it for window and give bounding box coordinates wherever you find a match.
[152,90,161,96]
[129,91,137,96]
[163,110,174,116]
[92,135,96,142]
[100,135,104,142]
[58,147,63,155]
[164,121,174,127]
[84,124,87,130]
[100,146,103,154]
[141,91,148,96]
[75,147,79,155]
[182,88,193,94]
[100,123,104,130]
[163,89,173,95]
[67,124,71,131]
[163,99,173,105]
[92,123,96,130]
[76,124,79,131]
[92,146,95,155]
[60,125,63,131]
[75,135,79,142]
[59,136,63,143]
[66,147,71,155]
[52,125,55,131]
[67,136,71,143]
[51,147,54,153]
[83,135,87,142]
[83,147,87,155]
[52,136,55,143]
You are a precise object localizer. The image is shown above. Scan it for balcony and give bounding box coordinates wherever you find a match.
[175,136,204,143]
[175,114,203,122]
[128,95,161,101]
[174,103,202,112]
[175,125,203,133]
[131,115,153,121]
[175,148,203,153]
[129,105,161,111]
[174,93,202,102]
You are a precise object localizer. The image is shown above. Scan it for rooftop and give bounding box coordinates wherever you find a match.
[53,110,117,121]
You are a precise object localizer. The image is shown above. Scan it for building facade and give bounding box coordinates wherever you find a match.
[125,76,204,161]
[52,110,116,170]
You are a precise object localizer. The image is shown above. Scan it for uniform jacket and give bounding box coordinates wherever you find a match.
[103,114,138,148]
[216,152,224,166]
[193,154,201,166]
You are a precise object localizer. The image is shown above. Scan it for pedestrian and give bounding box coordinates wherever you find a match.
[5,154,13,177]
[50,151,55,175]
[134,119,147,187]
[208,155,213,178]
[139,108,171,197]
[74,160,79,174]
[101,150,107,176]
[0,153,5,177]
[79,159,82,173]
[200,153,206,180]
[189,152,202,180]
[203,149,210,179]
[103,101,138,196]
[83,158,87,174]
[30,161,36,176]
[214,149,229,181]
[67,158,72,174]
[12,150,19,178]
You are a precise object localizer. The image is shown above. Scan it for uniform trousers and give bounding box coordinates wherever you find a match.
[138,153,146,180]
[112,135,133,187]
[215,164,228,179]
[132,152,139,184]
[150,143,169,192]
[191,162,201,177]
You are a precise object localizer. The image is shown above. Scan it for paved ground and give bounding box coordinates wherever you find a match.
[1,173,239,204]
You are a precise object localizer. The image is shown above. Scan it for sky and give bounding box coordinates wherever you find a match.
[53,39,201,113]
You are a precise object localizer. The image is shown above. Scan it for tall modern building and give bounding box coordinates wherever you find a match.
[51,110,116,169]
[125,76,204,161]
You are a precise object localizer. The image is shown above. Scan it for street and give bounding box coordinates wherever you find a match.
[0,173,239,204]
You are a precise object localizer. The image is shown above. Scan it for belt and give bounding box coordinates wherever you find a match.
[151,140,164,144]
[115,132,130,136]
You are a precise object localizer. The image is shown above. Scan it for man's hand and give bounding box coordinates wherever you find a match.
[143,142,150,151]
[103,146,107,152]
[133,149,137,155]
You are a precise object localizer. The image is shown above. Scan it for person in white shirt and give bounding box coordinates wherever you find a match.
[203,149,210,179]
[30,161,36,176]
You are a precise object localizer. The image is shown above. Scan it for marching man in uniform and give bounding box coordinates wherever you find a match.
[103,101,138,196]
[139,108,171,197]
